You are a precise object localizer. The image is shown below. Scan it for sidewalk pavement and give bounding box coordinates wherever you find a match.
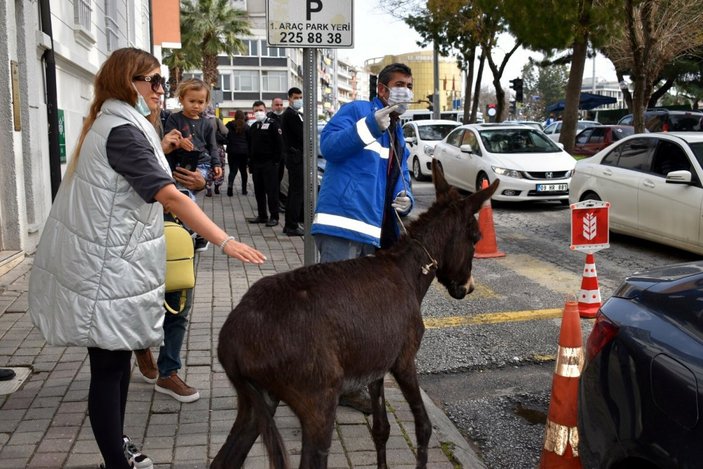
[0,182,486,468]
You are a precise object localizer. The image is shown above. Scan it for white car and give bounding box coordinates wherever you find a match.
[402,120,461,180]
[543,120,601,142]
[433,123,576,203]
[569,132,703,255]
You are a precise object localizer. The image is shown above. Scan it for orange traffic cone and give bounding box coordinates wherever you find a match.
[577,253,601,319]
[474,179,505,258]
[539,300,583,469]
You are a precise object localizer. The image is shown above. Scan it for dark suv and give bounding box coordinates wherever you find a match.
[618,108,703,132]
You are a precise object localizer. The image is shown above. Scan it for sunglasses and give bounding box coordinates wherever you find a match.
[133,74,164,92]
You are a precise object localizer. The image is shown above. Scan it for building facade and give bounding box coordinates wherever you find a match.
[0,0,152,256]
[365,51,463,113]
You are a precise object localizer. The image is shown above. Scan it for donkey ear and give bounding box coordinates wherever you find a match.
[464,178,500,213]
[432,160,451,199]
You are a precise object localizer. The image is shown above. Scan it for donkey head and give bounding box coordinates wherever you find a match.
[430,162,499,299]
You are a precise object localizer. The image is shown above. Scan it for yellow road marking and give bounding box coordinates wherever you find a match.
[423,308,564,329]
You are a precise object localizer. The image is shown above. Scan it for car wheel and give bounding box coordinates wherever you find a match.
[412,157,425,181]
[476,173,490,192]
[580,191,601,202]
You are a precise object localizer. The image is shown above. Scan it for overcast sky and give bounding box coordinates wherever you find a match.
[341,0,618,87]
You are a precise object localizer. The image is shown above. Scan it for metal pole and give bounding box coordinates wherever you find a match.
[303,48,319,266]
[432,42,440,119]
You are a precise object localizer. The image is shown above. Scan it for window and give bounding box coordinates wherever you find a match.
[234,39,259,56]
[105,0,119,51]
[589,128,605,144]
[402,125,416,140]
[74,0,92,31]
[261,42,287,58]
[461,131,480,153]
[651,141,691,177]
[233,70,259,91]
[182,72,203,81]
[220,74,232,92]
[262,71,287,92]
[576,129,593,145]
[616,138,654,171]
[446,129,464,148]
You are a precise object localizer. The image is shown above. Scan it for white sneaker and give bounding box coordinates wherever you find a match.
[123,435,153,469]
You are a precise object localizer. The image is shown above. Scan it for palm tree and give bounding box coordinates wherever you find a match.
[180,0,251,88]
[162,47,198,97]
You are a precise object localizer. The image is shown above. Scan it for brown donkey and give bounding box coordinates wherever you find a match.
[213,165,499,469]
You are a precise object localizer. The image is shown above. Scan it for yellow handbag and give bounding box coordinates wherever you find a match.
[163,220,195,314]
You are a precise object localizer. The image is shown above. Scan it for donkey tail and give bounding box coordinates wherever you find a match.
[248,381,289,468]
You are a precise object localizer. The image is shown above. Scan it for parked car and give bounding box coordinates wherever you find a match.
[572,125,636,157]
[618,108,703,132]
[432,123,576,203]
[579,260,703,469]
[402,119,461,180]
[569,132,703,254]
[543,120,601,142]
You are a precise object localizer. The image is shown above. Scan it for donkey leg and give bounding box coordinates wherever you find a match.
[391,363,432,469]
[288,391,338,469]
[368,378,390,469]
[211,384,282,469]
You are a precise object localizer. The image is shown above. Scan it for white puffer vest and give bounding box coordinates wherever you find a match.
[29,100,173,350]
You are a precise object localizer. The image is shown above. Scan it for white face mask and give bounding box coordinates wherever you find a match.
[274,109,284,115]
[254,111,266,122]
[133,85,152,116]
[291,99,303,110]
[385,85,414,114]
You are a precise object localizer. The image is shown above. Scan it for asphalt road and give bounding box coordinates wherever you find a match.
[407,179,700,469]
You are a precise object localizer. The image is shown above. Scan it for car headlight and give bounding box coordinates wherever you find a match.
[423,145,435,156]
[564,169,574,178]
[492,166,523,179]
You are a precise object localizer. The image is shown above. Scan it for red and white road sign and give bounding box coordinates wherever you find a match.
[570,200,610,253]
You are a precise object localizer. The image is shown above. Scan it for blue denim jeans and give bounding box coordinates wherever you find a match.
[158,289,192,377]
[314,234,376,264]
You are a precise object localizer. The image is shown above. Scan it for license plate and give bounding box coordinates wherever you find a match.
[536,183,567,192]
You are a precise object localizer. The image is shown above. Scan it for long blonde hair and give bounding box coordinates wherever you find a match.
[66,48,161,176]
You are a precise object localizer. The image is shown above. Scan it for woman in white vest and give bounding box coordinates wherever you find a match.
[28,48,266,469]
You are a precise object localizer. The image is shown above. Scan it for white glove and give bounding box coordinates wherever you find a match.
[374,104,399,132]
[392,190,411,213]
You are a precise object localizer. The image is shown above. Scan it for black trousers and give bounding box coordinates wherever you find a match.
[251,162,280,220]
[285,159,304,229]
[227,152,248,192]
[87,347,132,469]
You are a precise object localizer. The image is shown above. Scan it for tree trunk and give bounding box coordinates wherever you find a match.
[202,53,219,89]
[463,47,476,124]
[616,70,632,111]
[559,0,592,154]
[471,50,486,123]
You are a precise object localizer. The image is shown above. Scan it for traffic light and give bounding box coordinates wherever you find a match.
[510,77,524,102]
[426,94,433,111]
[509,100,516,115]
[369,74,378,100]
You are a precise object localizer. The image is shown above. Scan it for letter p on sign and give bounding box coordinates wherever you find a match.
[570,200,610,253]
[307,0,322,20]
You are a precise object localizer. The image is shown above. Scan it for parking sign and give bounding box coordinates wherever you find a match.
[266,0,354,48]
[570,200,610,253]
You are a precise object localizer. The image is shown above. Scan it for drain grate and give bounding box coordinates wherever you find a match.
[0,367,32,395]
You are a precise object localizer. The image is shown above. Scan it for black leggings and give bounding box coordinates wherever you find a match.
[227,152,248,191]
[88,347,132,469]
